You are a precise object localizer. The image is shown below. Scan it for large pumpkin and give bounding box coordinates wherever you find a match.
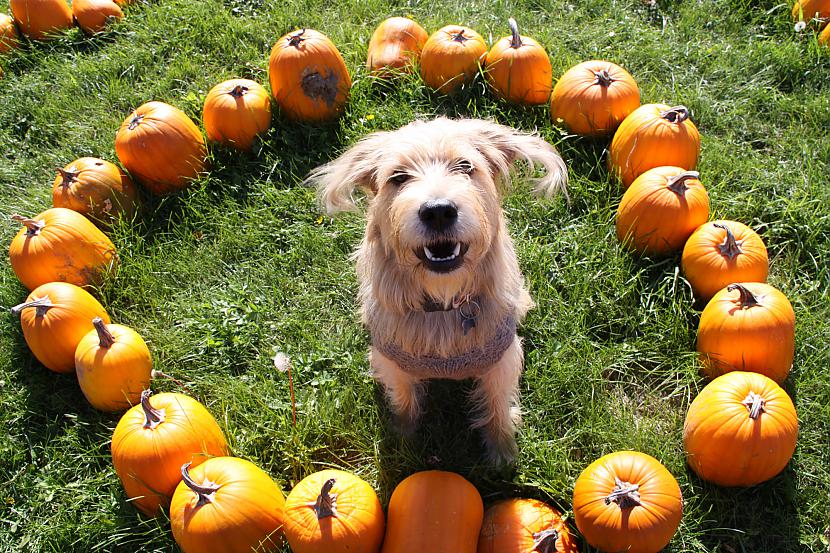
[11,281,110,374]
[683,371,798,486]
[382,470,483,553]
[170,458,286,553]
[203,79,272,151]
[550,60,640,137]
[283,469,385,553]
[9,208,118,290]
[52,157,137,223]
[115,101,207,195]
[478,498,578,553]
[573,451,683,553]
[10,0,73,41]
[484,18,552,105]
[0,13,20,53]
[72,0,123,34]
[268,28,351,123]
[111,390,229,516]
[366,16,428,76]
[420,25,488,94]
[792,0,830,21]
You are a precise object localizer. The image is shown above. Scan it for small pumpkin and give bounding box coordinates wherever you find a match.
[269,28,351,123]
[820,22,830,45]
[9,208,118,290]
[283,469,385,553]
[681,220,769,301]
[573,451,683,553]
[203,79,272,151]
[484,18,552,105]
[608,103,700,188]
[615,167,710,256]
[10,0,73,41]
[550,60,640,136]
[0,13,20,53]
[366,16,429,76]
[52,157,137,222]
[792,0,830,21]
[420,25,488,94]
[115,101,207,196]
[478,498,578,553]
[170,458,286,553]
[10,281,110,374]
[111,390,229,516]
[683,371,798,486]
[72,0,123,34]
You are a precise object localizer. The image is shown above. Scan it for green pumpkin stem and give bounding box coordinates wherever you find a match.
[55,167,79,188]
[10,296,54,317]
[140,389,166,429]
[313,478,338,519]
[532,527,560,553]
[11,214,45,236]
[666,171,700,195]
[508,18,523,48]
[594,69,614,87]
[727,283,759,308]
[92,317,116,348]
[288,29,306,48]
[660,105,690,124]
[229,85,248,98]
[181,462,221,506]
[742,391,766,420]
[605,477,642,509]
[714,222,743,260]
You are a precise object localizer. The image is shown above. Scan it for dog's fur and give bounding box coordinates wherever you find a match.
[309,118,567,463]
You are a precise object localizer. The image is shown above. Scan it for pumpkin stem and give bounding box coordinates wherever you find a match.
[532,527,560,553]
[660,105,691,124]
[713,222,743,260]
[666,170,700,195]
[288,29,306,47]
[605,477,642,509]
[128,113,145,130]
[92,317,116,348]
[594,69,614,87]
[508,18,523,48]
[742,391,766,420]
[229,84,248,98]
[312,478,338,519]
[11,214,45,236]
[140,389,166,429]
[55,167,80,188]
[10,296,54,317]
[451,29,469,43]
[727,283,759,308]
[181,462,221,506]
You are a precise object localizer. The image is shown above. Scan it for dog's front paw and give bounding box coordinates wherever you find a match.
[481,405,521,465]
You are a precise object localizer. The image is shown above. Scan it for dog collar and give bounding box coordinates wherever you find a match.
[422,294,481,334]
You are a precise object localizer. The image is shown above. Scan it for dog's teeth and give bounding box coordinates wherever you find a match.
[453,242,461,256]
[424,243,461,263]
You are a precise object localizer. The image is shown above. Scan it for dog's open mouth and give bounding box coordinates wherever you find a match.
[416,241,469,273]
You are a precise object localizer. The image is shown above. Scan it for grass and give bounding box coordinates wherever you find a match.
[1,0,829,551]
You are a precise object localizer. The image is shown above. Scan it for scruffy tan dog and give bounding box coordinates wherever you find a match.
[310,118,567,463]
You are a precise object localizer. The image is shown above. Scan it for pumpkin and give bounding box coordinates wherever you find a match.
[615,167,710,256]
[550,60,641,137]
[111,390,229,516]
[420,25,488,94]
[0,13,20,53]
[115,101,207,196]
[484,18,552,105]
[382,470,483,553]
[681,220,769,301]
[792,0,830,21]
[478,498,578,553]
[697,283,795,384]
[10,282,110,374]
[820,22,830,45]
[74,317,152,412]
[268,28,351,123]
[9,208,118,290]
[170,458,286,553]
[9,0,73,41]
[366,16,429,76]
[608,103,700,188]
[72,0,123,34]
[573,451,682,553]
[52,157,137,222]
[683,371,798,486]
[203,79,272,151]
[283,469,385,553]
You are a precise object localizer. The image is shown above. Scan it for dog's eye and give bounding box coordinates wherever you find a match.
[389,172,410,186]
[453,159,474,175]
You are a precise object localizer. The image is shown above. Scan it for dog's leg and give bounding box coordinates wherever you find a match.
[370,348,425,433]
[469,337,523,464]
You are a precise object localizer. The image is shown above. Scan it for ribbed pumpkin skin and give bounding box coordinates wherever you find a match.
[792,0,830,20]
[9,207,119,290]
[366,16,428,76]
[820,23,830,45]
[484,19,551,105]
[12,282,110,374]
[420,25,488,94]
[550,60,640,136]
[52,158,137,222]
[170,457,286,553]
[608,103,700,188]
[478,498,578,553]
[203,79,272,151]
[115,101,207,195]
[0,13,20,53]
[681,220,769,301]
[10,0,73,40]
[683,371,798,486]
[72,0,123,34]
[573,451,683,553]
[268,29,351,123]
[111,392,229,516]
[615,167,710,256]
[283,469,385,553]
[382,470,483,553]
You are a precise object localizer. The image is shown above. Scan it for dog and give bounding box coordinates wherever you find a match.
[309,118,567,463]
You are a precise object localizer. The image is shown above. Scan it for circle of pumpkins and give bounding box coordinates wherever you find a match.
[3,5,810,552]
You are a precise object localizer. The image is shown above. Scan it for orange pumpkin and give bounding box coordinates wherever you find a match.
[478,498,578,553]
[820,22,830,45]
[420,25,488,94]
[684,371,798,486]
[366,16,428,76]
[0,13,20,53]
[681,220,769,301]
[573,451,682,553]
[550,60,640,136]
[608,103,700,188]
[283,469,385,553]
[74,317,152,412]
[9,208,118,290]
[10,281,110,374]
[203,79,272,151]
[615,167,710,256]
[115,101,207,195]
[111,390,229,516]
[484,18,552,105]
[52,157,137,222]
[170,458,286,553]
[792,0,830,21]
[382,470,483,553]
[269,28,351,123]
[10,0,73,40]
[72,0,123,34]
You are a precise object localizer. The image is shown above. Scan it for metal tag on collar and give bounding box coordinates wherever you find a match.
[457,295,481,335]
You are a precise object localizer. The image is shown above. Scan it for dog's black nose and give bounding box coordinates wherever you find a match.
[418,199,458,231]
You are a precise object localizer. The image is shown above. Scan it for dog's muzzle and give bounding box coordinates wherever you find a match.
[416,199,468,273]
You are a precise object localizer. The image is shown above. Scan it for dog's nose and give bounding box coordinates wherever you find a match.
[418,199,458,231]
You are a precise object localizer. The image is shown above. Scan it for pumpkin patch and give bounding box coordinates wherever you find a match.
[366,16,429,76]
[420,25,488,94]
[52,157,137,223]
[484,18,552,105]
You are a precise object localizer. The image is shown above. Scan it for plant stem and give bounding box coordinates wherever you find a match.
[743,391,766,419]
[11,214,45,236]
[313,478,338,519]
[727,283,759,308]
[666,171,700,195]
[92,317,116,348]
[181,462,221,506]
[140,389,165,429]
[532,527,559,553]
[55,167,79,188]
[605,477,642,509]
[714,222,743,259]
[508,18,522,48]
[10,296,54,317]
[660,105,690,124]
[594,69,613,87]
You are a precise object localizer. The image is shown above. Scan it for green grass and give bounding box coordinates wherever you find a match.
[1,0,829,551]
